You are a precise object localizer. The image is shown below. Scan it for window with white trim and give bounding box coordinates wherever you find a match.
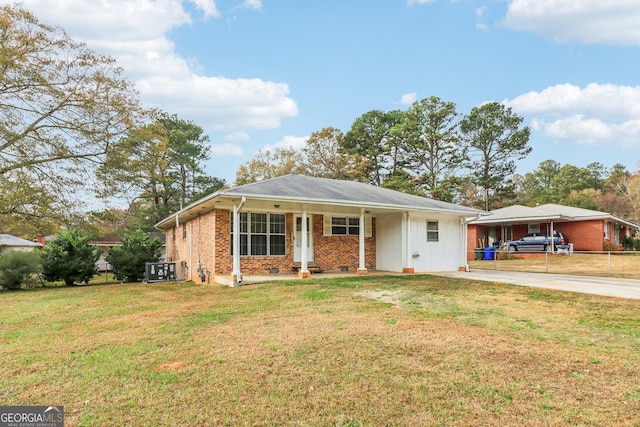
[528,224,540,233]
[323,215,372,237]
[331,216,360,235]
[426,221,439,242]
[503,226,513,242]
[231,212,286,256]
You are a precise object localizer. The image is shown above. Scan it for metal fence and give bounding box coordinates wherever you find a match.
[468,250,640,280]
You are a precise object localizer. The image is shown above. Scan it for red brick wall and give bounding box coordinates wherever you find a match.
[165,211,377,278]
[554,220,603,251]
[466,220,607,259]
[313,215,376,271]
[467,225,484,259]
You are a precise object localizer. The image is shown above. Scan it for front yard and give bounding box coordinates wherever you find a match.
[1,275,639,426]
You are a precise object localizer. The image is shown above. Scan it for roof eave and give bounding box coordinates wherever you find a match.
[155,192,483,229]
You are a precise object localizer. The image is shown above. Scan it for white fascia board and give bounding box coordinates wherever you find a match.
[223,193,482,216]
[156,192,484,229]
[470,215,567,225]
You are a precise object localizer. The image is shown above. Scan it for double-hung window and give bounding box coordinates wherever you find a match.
[331,216,360,236]
[426,221,439,242]
[323,215,372,237]
[232,212,286,256]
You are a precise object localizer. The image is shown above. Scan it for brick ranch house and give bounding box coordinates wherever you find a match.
[155,175,484,285]
[466,203,639,259]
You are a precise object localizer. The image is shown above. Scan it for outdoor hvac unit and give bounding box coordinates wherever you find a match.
[145,261,185,283]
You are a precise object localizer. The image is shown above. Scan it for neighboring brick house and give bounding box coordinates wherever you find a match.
[155,175,483,285]
[466,204,639,259]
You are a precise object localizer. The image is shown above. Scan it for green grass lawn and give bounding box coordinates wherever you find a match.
[2,275,640,426]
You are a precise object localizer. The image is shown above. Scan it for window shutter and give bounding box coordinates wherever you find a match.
[323,215,332,236]
[365,216,372,237]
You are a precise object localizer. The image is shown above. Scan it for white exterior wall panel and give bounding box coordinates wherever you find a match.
[375,213,404,272]
[408,214,462,272]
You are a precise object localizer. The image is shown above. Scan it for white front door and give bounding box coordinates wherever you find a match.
[293,215,314,262]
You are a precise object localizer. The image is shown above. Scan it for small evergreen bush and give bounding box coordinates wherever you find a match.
[107,229,162,282]
[41,229,100,286]
[0,250,42,290]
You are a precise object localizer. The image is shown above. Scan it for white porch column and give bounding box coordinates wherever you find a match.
[460,218,469,272]
[403,212,414,273]
[357,209,367,275]
[299,208,310,278]
[231,197,245,284]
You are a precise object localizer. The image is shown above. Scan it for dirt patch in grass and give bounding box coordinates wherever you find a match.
[355,289,406,305]
[156,361,189,371]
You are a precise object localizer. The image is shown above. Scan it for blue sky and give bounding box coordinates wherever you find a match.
[8,0,640,188]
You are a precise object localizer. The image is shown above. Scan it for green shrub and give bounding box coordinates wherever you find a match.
[41,229,100,286]
[107,229,162,282]
[0,250,42,290]
[603,239,622,252]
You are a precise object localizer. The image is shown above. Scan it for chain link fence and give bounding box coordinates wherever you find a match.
[468,250,640,279]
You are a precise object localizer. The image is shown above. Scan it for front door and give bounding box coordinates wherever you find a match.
[293,215,314,262]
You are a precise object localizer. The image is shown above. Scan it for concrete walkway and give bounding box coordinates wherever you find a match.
[435,269,640,300]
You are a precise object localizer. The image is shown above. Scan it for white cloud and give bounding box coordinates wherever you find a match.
[190,0,220,17]
[139,75,297,129]
[475,7,488,31]
[8,0,297,131]
[505,83,640,120]
[224,132,251,142]
[241,0,263,11]
[505,83,640,148]
[260,135,309,153]
[407,0,435,5]
[209,143,245,157]
[399,92,418,105]
[503,0,640,45]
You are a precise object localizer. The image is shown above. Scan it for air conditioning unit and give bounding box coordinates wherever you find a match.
[145,260,186,283]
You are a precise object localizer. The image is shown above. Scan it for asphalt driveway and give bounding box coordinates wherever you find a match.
[435,269,640,300]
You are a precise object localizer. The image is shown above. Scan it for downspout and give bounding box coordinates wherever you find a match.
[189,222,193,280]
[232,196,246,285]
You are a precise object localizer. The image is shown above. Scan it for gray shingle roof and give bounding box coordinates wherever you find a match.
[0,234,41,247]
[222,175,482,214]
[156,174,485,228]
[468,203,639,229]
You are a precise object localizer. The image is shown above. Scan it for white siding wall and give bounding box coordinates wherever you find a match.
[375,212,464,273]
[376,213,404,272]
[408,214,462,272]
